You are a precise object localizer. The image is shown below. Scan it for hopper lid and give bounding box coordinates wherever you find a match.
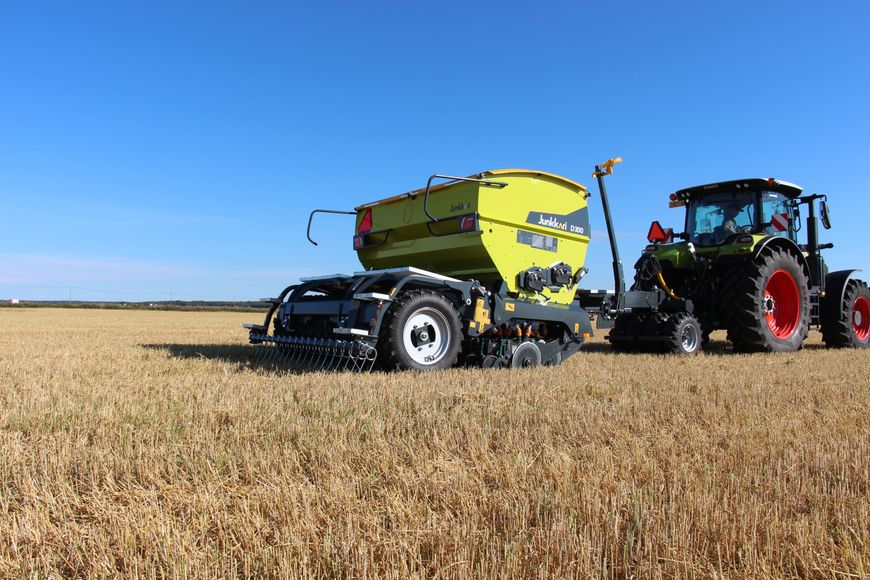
[356,169,586,210]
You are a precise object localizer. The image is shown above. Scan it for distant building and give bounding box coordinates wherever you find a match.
[10,299,20,305]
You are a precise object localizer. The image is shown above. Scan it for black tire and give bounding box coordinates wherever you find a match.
[719,247,810,353]
[661,312,703,355]
[381,290,462,371]
[821,279,870,348]
[544,350,562,366]
[481,355,505,369]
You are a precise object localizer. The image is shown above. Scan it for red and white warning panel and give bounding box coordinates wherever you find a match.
[771,213,789,232]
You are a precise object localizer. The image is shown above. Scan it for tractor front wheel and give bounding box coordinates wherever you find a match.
[720,247,810,352]
[821,279,870,348]
[383,290,462,371]
[662,312,703,355]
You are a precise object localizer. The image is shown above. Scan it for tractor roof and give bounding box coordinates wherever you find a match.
[675,178,804,200]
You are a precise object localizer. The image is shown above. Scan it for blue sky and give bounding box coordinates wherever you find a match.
[1,1,869,301]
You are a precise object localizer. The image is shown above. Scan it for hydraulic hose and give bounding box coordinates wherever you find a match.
[656,271,680,300]
[637,253,680,300]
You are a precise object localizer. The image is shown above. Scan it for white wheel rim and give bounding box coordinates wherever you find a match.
[680,324,700,353]
[402,307,451,366]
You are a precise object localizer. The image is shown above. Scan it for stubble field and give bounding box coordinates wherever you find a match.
[0,308,867,578]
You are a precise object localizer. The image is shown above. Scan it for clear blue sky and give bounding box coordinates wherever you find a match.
[2,1,869,301]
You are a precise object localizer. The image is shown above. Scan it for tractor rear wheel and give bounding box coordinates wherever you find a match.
[821,279,870,348]
[661,312,703,355]
[383,290,462,371]
[720,247,810,352]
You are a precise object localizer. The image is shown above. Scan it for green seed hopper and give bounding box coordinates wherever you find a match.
[353,170,591,305]
[250,164,620,372]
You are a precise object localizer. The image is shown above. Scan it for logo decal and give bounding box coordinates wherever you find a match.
[526,207,589,235]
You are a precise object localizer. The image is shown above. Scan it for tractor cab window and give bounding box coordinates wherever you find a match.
[760,191,795,241]
[687,191,756,246]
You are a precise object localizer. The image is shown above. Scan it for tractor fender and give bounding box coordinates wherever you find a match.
[752,236,811,279]
[821,269,863,322]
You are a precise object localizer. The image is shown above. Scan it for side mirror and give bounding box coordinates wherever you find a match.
[647,220,673,244]
[820,201,832,229]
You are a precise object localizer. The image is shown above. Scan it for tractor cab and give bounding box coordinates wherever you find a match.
[674,178,803,248]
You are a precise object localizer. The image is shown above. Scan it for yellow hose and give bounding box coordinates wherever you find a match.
[657,271,680,300]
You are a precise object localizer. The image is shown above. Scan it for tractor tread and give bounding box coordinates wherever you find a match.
[821,279,870,348]
[661,312,702,355]
[719,246,810,353]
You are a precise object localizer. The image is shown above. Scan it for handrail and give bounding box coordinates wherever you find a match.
[420,174,508,223]
[307,209,356,246]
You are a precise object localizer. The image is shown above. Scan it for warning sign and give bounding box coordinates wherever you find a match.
[771,213,789,232]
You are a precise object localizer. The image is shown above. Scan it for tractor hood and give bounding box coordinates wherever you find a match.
[648,235,765,269]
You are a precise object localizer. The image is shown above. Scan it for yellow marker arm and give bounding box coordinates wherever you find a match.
[592,157,623,177]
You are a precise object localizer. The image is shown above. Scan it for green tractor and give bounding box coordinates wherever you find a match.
[604,177,869,354]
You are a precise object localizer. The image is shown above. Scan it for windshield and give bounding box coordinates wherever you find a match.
[686,191,756,245]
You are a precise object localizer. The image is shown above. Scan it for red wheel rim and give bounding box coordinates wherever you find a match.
[853,295,870,341]
[764,269,800,340]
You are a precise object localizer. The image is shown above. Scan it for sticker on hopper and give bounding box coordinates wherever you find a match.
[526,207,589,235]
[517,230,558,252]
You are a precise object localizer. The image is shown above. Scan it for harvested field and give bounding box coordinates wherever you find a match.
[0,308,867,578]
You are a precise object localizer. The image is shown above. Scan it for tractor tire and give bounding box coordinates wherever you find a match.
[382,290,462,371]
[661,312,703,355]
[719,247,810,353]
[821,279,870,348]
